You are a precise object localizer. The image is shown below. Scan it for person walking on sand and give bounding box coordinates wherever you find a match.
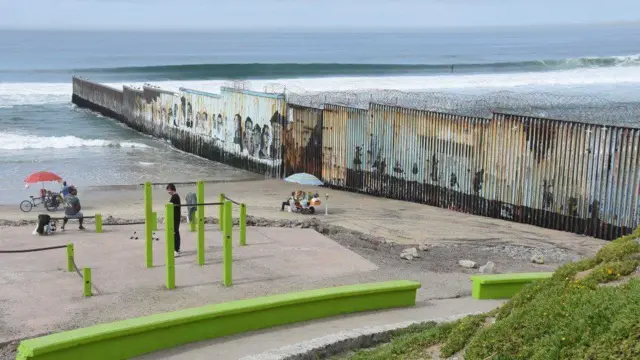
[167,183,181,257]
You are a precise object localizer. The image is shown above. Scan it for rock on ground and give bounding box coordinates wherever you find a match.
[458,260,478,269]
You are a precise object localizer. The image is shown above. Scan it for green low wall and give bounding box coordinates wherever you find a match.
[17,280,421,360]
[471,272,553,299]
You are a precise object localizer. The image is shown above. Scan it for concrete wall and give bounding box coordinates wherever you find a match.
[72,77,125,122]
[71,76,640,240]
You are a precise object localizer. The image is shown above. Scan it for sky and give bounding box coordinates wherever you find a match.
[1,0,639,31]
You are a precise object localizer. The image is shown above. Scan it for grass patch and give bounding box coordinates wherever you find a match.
[339,231,640,360]
[344,321,458,360]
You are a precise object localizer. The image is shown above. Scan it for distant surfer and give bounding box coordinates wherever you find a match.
[450,64,454,73]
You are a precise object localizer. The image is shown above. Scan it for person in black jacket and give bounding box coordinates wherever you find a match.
[166,183,181,257]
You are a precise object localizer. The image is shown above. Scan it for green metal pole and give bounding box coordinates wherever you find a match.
[165,203,175,290]
[67,243,74,272]
[240,203,247,246]
[144,182,153,268]
[83,268,92,297]
[151,212,158,231]
[197,180,205,266]
[223,200,233,286]
[189,216,196,232]
[95,213,103,233]
[218,193,225,231]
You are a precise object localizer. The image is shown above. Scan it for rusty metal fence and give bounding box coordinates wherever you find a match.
[284,102,640,240]
[72,77,640,240]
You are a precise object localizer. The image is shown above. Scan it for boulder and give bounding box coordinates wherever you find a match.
[479,261,495,274]
[400,247,420,260]
[458,259,478,268]
[531,254,545,264]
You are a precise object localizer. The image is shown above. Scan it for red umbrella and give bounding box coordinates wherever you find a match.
[24,171,62,185]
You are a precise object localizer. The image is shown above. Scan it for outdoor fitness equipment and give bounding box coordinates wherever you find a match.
[143,181,247,275]
[164,200,234,289]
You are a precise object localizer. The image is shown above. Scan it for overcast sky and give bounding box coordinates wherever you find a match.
[1,0,639,31]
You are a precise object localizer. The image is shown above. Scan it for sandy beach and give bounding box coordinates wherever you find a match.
[0,178,607,359]
[0,179,606,255]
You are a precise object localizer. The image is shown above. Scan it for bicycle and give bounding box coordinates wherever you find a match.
[20,192,63,212]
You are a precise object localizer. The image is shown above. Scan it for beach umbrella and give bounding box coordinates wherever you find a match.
[284,173,324,186]
[24,171,62,188]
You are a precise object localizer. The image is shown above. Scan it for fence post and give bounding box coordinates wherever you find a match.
[151,212,158,231]
[67,243,74,272]
[95,213,103,233]
[165,203,175,290]
[223,200,233,286]
[240,203,247,246]
[83,268,92,297]
[197,180,205,266]
[219,193,225,231]
[144,182,153,268]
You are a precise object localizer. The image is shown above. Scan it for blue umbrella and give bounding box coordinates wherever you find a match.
[284,173,324,186]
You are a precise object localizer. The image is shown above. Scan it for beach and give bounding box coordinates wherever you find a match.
[0,178,607,358]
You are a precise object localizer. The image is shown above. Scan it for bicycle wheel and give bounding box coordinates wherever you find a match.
[44,199,59,212]
[20,200,33,212]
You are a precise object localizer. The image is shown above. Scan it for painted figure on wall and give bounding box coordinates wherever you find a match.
[270,120,282,160]
[195,112,200,131]
[173,104,179,127]
[269,110,283,161]
[243,117,253,154]
[180,97,186,127]
[430,154,439,182]
[186,103,193,128]
[251,124,262,157]
[233,114,243,152]
[215,114,224,141]
[473,169,484,195]
[201,111,208,134]
[354,146,363,171]
[167,106,173,126]
[393,160,403,174]
[259,124,271,159]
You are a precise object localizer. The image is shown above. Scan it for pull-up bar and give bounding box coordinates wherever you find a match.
[144,180,248,271]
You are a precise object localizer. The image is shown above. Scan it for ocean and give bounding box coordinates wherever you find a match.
[1,24,640,205]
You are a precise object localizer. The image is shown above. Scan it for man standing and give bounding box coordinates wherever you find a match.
[166,183,181,257]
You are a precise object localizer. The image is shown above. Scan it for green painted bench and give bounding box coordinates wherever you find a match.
[17,280,421,360]
[470,272,553,300]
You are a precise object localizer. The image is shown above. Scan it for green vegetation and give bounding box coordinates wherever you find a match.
[340,231,640,359]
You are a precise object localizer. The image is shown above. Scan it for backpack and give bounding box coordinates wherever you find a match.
[36,214,51,235]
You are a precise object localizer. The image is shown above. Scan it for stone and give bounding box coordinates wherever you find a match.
[531,254,545,264]
[458,259,478,268]
[418,244,430,251]
[400,247,420,260]
[479,261,495,274]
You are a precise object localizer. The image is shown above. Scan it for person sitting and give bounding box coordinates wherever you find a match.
[62,187,84,230]
[281,191,295,211]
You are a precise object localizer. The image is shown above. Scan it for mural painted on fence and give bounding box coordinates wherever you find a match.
[221,87,285,167]
[73,76,640,240]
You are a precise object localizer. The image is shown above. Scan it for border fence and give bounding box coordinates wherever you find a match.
[72,76,640,240]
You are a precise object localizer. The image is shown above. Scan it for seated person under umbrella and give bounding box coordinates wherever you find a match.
[62,187,84,230]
